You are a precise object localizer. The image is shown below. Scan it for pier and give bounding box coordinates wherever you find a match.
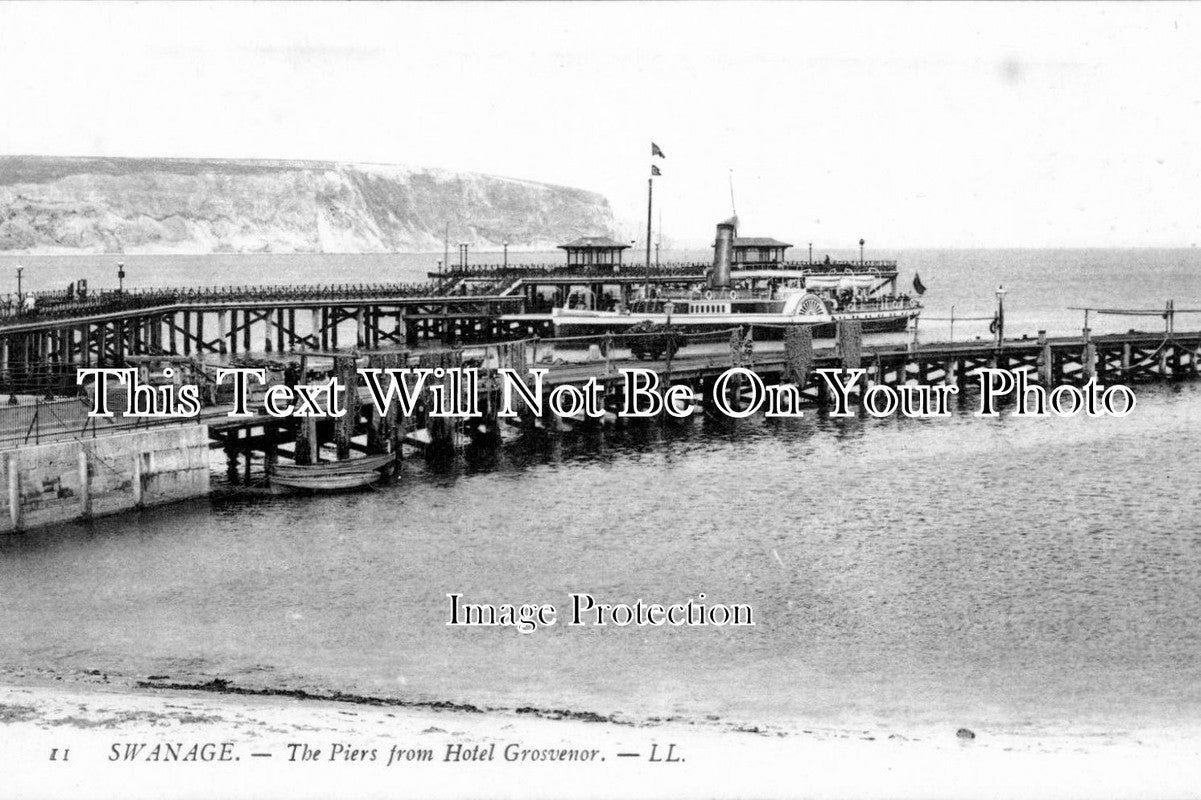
[1,318,1194,450]
[0,258,906,396]
[0,272,1196,531]
[0,283,522,393]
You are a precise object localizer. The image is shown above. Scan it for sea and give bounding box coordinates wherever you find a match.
[0,248,1200,737]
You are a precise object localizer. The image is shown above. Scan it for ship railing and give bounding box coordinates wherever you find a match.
[432,259,898,279]
[780,260,898,272]
[431,262,710,280]
[836,296,920,312]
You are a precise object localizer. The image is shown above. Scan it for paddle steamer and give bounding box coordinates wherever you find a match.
[470,218,921,338]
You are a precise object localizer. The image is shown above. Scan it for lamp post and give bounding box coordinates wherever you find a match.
[630,240,640,299]
[16,265,23,304]
[994,285,1007,347]
[503,240,509,269]
[664,300,676,371]
[117,261,126,294]
[808,242,813,264]
[859,238,865,265]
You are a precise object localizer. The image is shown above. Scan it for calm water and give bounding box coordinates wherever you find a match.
[0,250,1199,735]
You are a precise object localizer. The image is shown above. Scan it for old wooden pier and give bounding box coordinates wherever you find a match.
[1,275,1197,493]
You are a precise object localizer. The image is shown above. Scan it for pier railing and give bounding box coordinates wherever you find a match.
[0,281,478,324]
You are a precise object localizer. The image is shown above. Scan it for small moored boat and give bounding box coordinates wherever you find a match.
[269,471,381,493]
[268,452,395,492]
[270,451,395,480]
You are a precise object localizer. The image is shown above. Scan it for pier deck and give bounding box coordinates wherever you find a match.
[0,326,1192,450]
[0,319,1189,531]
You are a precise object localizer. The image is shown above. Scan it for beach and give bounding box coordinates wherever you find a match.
[4,673,1201,800]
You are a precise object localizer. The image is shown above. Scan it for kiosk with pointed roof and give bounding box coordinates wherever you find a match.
[558,236,630,270]
[731,237,792,266]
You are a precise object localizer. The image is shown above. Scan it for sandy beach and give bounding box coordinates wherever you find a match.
[1,674,1199,800]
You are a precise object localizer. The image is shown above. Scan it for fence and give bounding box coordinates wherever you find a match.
[0,396,105,447]
[0,362,81,397]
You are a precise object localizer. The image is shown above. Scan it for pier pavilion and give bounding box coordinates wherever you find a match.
[731,237,793,266]
[558,237,630,270]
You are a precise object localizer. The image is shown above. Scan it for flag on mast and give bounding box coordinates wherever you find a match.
[651,142,665,158]
[651,164,661,176]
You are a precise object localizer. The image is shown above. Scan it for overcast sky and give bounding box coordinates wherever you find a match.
[1,2,1199,248]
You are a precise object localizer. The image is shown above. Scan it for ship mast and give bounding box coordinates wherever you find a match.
[656,208,662,268]
[647,142,666,300]
[645,173,653,299]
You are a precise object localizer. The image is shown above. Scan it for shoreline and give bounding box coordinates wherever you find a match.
[3,674,1201,799]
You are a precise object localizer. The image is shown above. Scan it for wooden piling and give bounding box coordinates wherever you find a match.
[1082,342,1096,382]
[295,417,318,465]
[217,311,229,354]
[333,356,357,461]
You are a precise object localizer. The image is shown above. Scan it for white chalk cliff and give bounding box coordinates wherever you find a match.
[0,156,617,254]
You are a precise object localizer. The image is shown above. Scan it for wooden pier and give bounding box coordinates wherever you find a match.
[0,322,1181,467]
[0,259,911,396]
[0,284,526,394]
[530,326,1199,414]
[1,316,1190,532]
[0,270,1197,489]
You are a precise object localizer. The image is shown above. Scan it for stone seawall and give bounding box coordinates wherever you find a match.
[0,425,210,532]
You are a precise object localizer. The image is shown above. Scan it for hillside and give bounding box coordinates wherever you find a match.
[0,156,616,254]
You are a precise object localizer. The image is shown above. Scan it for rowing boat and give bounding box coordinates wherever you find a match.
[270,452,395,480]
[269,471,380,492]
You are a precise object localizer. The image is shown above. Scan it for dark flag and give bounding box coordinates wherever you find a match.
[912,273,926,295]
[651,142,665,158]
[651,164,661,176]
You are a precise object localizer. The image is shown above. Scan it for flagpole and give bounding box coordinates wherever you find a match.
[656,208,662,268]
[994,285,1006,348]
[645,175,653,301]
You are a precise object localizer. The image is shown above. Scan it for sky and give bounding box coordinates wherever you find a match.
[1,2,1199,249]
